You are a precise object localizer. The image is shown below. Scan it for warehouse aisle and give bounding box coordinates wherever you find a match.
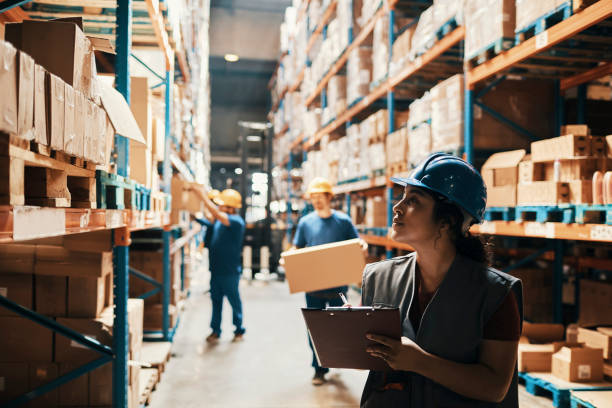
[149,272,368,408]
[149,268,552,408]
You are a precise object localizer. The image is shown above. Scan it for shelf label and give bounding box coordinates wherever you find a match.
[478,221,497,235]
[524,222,555,238]
[106,210,123,228]
[535,31,548,50]
[590,225,612,241]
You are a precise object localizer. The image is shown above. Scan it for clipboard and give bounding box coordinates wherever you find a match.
[301,307,401,371]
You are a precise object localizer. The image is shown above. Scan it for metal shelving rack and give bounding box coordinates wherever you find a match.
[0,0,204,405]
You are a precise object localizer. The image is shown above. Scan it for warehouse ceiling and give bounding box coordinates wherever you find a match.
[209,0,290,162]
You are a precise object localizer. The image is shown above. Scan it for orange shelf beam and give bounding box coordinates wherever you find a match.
[305,1,338,54]
[145,0,174,71]
[560,61,612,90]
[361,233,414,251]
[467,0,612,88]
[471,221,612,243]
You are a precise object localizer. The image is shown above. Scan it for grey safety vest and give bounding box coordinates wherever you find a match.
[360,253,523,408]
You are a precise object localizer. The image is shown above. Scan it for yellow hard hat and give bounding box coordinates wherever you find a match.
[306,177,333,197]
[214,189,242,209]
[208,189,221,200]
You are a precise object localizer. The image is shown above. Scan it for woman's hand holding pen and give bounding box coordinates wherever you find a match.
[366,334,426,372]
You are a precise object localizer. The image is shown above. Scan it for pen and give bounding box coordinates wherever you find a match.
[339,292,348,305]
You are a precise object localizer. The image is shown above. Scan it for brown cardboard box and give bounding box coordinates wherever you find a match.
[63,83,77,156]
[47,72,65,150]
[5,20,88,93]
[0,362,28,404]
[35,275,67,317]
[0,317,54,362]
[518,158,544,184]
[366,196,387,227]
[130,76,152,147]
[152,116,165,162]
[29,363,59,407]
[592,136,606,157]
[523,322,565,343]
[16,51,34,141]
[281,238,366,294]
[482,150,526,207]
[579,280,612,327]
[552,346,603,382]
[92,103,107,165]
[517,181,569,205]
[33,64,48,145]
[35,246,112,278]
[73,90,85,157]
[518,343,556,372]
[58,363,88,406]
[129,145,153,188]
[531,135,590,162]
[542,158,612,181]
[67,272,112,318]
[569,180,592,204]
[561,124,590,137]
[0,40,18,134]
[0,244,35,273]
[578,328,612,360]
[604,361,612,380]
[515,0,567,32]
[606,135,612,158]
[144,303,178,331]
[89,362,113,406]
[83,99,95,161]
[0,274,33,317]
[55,316,113,363]
[465,0,515,59]
[130,251,181,305]
[63,230,113,252]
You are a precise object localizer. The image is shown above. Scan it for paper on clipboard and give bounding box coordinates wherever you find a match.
[301,307,402,371]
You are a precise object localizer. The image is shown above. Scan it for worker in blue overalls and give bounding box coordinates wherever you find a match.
[292,177,368,385]
[191,187,246,344]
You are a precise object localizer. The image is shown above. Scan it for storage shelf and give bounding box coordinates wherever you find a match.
[305,25,464,149]
[332,175,387,195]
[305,0,338,54]
[471,221,612,243]
[0,206,171,243]
[466,0,612,87]
[360,233,414,251]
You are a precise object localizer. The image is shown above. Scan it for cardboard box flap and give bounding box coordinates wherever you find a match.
[281,238,362,257]
[482,149,526,170]
[87,36,115,54]
[98,81,146,145]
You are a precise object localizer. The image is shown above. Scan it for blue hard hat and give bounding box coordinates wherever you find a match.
[390,153,487,223]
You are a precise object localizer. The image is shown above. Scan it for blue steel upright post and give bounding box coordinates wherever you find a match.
[464,83,474,164]
[162,68,174,340]
[113,0,132,406]
[385,8,395,259]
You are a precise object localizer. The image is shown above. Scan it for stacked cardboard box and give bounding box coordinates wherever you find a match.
[579,280,612,327]
[323,75,347,124]
[347,46,372,106]
[386,127,409,174]
[390,23,416,76]
[431,74,464,153]
[482,149,526,208]
[464,0,515,61]
[518,125,610,205]
[0,234,142,406]
[410,6,435,59]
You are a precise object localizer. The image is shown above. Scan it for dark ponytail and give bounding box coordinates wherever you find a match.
[429,193,492,265]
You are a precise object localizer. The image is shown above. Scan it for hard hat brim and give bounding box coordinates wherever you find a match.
[306,188,333,196]
[390,176,482,223]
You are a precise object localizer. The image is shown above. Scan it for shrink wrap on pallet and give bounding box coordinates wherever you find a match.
[408,122,432,166]
[347,46,372,105]
[410,6,435,59]
[390,23,416,75]
[464,0,515,61]
[386,127,409,168]
[515,0,567,33]
[434,0,465,29]
[431,74,464,152]
[408,92,431,129]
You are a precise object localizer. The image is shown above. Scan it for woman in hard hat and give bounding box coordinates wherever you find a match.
[359,153,522,407]
[293,177,367,385]
[191,187,247,344]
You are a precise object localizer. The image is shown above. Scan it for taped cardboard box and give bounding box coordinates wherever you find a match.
[33,64,47,146]
[532,135,591,162]
[0,274,33,317]
[578,328,612,360]
[517,181,569,205]
[579,280,612,327]
[16,50,34,141]
[0,41,18,134]
[281,238,365,294]
[0,317,54,362]
[67,271,113,318]
[552,345,604,382]
[482,149,526,207]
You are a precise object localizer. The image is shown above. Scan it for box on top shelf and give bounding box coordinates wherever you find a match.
[347,46,372,106]
[431,74,464,153]
[481,149,526,207]
[464,0,515,60]
[0,40,18,135]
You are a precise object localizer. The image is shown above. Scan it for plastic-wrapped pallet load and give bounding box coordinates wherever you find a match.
[431,74,464,153]
[325,75,347,123]
[515,0,567,34]
[361,0,382,27]
[372,16,389,85]
[408,122,432,167]
[410,6,435,59]
[347,46,372,106]
[464,0,515,62]
[308,0,323,33]
[369,143,386,171]
[408,92,431,129]
[433,0,464,31]
[390,23,416,76]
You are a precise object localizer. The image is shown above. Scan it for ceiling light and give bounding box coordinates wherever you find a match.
[246,135,262,142]
[224,53,239,62]
[235,168,243,175]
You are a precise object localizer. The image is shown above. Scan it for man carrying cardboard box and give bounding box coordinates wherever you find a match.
[291,177,367,385]
[191,187,246,344]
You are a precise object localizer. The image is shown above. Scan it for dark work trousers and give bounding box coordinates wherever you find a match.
[210,273,245,336]
[305,292,345,373]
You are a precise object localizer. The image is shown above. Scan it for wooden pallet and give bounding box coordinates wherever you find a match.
[515,2,573,45]
[519,372,612,408]
[96,170,137,210]
[0,134,96,208]
[465,37,515,69]
[141,341,172,380]
[571,390,612,408]
[484,206,516,222]
[138,367,159,406]
[516,205,575,223]
[574,205,612,225]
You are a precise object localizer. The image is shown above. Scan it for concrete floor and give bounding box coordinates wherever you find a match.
[150,269,553,408]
